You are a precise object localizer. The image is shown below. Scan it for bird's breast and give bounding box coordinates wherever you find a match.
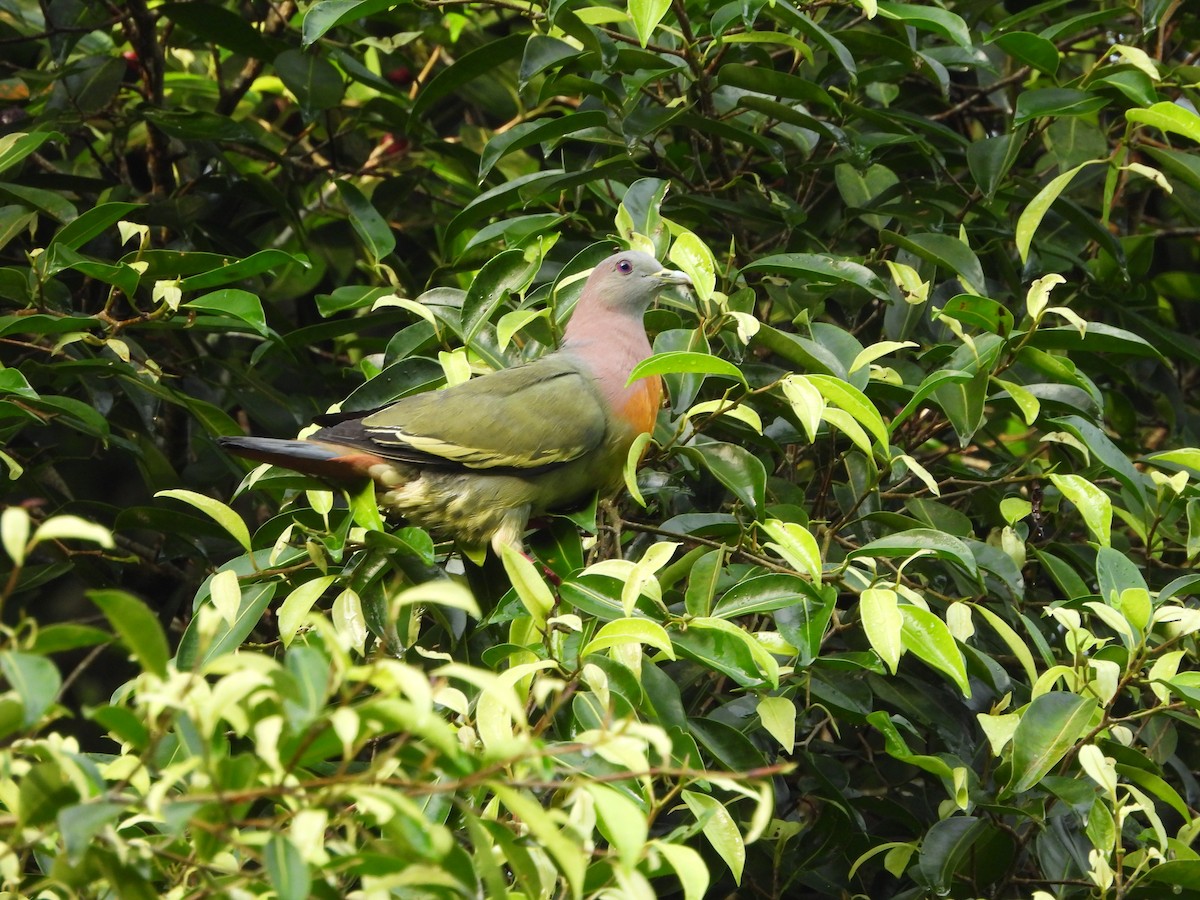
[616,374,662,438]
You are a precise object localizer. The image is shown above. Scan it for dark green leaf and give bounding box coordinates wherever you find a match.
[851,529,979,580]
[334,180,395,265]
[178,249,308,292]
[479,110,608,182]
[1014,88,1108,124]
[882,231,985,294]
[717,63,836,109]
[274,48,345,112]
[461,248,539,344]
[917,817,988,891]
[89,590,169,678]
[992,31,1059,74]
[48,202,141,252]
[686,441,766,513]
[412,34,526,120]
[185,289,269,337]
[175,583,276,670]
[301,0,398,45]
[743,254,890,300]
[1006,692,1097,795]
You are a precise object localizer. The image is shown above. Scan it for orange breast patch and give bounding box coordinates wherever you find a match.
[618,375,663,436]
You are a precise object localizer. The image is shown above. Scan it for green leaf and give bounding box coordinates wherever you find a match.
[0,651,60,727]
[586,783,648,870]
[155,489,252,552]
[1095,545,1147,608]
[742,253,890,300]
[654,842,710,900]
[0,131,63,177]
[835,163,899,230]
[993,31,1059,73]
[967,129,1026,198]
[30,515,113,550]
[1050,415,1150,513]
[991,377,1040,425]
[970,603,1038,686]
[774,587,836,666]
[717,63,836,109]
[917,817,988,892]
[583,617,676,659]
[627,351,747,386]
[462,248,539,345]
[682,790,745,884]
[90,589,169,678]
[852,529,979,580]
[29,624,109,656]
[500,544,555,629]
[808,374,890,452]
[933,367,989,447]
[687,441,766,513]
[941,294,1014,336]
[757,696,796,753]
[519,34,581,85]
[1048,473,1112,547]
[160,2,276,57]
[169,250,307,292]
[875,1,970,46]
[713,573,823,618]
[265,835,311,900]
[277,575,337,646]
[1016,161,1098,263]
[412,34,526,120]
[629,0,672,47]
[335,180,395,265]
[881,231,985,295]
[890,369,972,434]
[48,201,142,252]
[301,0,397,45]
[185,289,269,337]
[491,784,586,899]
[1014,88,1108,124]
[479,110,607,182]
[672,618,779,688]
[901,605,970,697]
[1141,861,1200,891]
[860,587,903,674]
[1126,101,1200,144]
[684,549,723,617]
[1006,692,1097,795]
[176,583,276,670]
[58,802,124,865]
[275,48,344,112]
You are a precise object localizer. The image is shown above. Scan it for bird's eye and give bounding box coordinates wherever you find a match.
[617,259,633,274]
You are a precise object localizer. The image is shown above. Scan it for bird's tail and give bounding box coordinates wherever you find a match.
[217,436,387,482]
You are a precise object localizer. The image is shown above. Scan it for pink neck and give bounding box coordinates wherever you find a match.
[562,305,655,418]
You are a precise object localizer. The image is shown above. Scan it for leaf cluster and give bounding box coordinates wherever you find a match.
[1,0,1200,896]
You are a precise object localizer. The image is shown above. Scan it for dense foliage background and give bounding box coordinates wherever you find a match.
[2,0,1200,896]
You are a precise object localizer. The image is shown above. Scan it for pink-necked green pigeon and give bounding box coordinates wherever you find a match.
[218,251,691,555]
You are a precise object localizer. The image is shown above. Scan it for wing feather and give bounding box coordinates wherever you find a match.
[313,354,607,472]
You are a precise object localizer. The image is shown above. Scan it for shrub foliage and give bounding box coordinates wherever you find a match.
[2,0,1200,896]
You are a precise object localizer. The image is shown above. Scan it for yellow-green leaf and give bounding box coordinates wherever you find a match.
[155,489,251,552]
[581,618,675,660]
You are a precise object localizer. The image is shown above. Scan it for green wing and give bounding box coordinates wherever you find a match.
[341,354,607,470]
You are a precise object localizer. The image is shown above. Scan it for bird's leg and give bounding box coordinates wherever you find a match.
[532,554,563,588]
[596,498,624,560]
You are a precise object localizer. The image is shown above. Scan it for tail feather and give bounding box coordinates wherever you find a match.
[217,435,390,482]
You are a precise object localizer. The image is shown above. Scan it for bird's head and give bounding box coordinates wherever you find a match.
[586,250,692,313]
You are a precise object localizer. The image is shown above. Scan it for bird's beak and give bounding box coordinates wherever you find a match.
[652,268,692,288]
